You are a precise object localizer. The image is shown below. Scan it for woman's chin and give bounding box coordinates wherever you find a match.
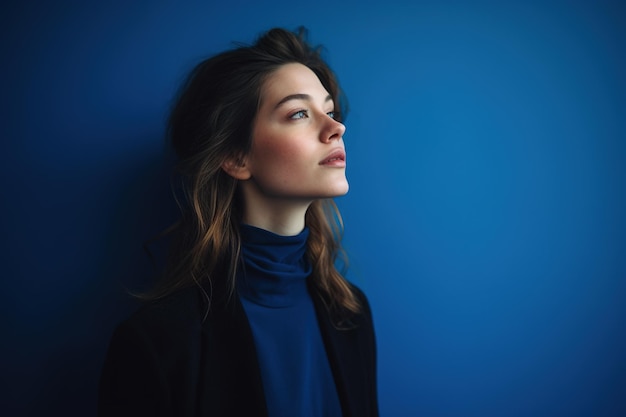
[326,181,349,197]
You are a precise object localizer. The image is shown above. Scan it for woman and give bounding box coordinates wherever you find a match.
[98,27,378,417]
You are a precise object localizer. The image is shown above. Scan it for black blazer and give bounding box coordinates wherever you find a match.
[98,282,378,417]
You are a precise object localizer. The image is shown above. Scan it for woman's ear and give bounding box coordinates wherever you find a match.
[221,156,252,180]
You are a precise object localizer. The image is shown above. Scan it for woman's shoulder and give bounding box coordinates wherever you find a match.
[114,286,207,349]
[99,287,212,415]
[347,282,373,318]
[347,282,368,301]
[318,281,375,332]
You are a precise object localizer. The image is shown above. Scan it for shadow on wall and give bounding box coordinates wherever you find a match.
[25,139,179,417]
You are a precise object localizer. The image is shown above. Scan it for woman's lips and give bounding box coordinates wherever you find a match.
[319,149,346,167]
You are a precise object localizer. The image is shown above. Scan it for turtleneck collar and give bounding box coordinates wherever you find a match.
[237,224,312,308]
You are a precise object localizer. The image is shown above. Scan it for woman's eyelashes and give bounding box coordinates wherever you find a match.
[289,109,308,119]
[288,109,336,120]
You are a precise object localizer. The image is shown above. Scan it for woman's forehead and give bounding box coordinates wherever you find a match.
[260,63,332,106]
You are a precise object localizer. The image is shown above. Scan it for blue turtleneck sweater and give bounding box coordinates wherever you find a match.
[237,224,342,417]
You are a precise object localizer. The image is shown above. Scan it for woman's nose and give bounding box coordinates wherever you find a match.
[321,117,346,143]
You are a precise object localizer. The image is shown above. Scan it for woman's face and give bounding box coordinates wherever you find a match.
[244,63,349,201]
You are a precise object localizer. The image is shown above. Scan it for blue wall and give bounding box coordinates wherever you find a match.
[2,1,625,416]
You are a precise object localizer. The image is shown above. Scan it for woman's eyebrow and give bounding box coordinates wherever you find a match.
[274,93,333,109]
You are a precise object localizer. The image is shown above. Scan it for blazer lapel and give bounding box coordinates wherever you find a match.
[198,291,268,417]
[310,289,368,417]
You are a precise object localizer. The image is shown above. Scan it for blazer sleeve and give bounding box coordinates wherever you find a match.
[98,319,172,417]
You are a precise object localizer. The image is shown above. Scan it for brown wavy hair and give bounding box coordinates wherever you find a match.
[147,27,360,319]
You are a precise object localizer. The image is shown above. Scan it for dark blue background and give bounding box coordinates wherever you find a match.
[2,1,625,416]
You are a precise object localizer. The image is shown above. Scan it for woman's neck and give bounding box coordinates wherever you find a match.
[239,179,313,236]
[242,202,309,236]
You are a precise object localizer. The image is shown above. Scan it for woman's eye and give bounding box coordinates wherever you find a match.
[327,111,336,119]
[290,110,308,120]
